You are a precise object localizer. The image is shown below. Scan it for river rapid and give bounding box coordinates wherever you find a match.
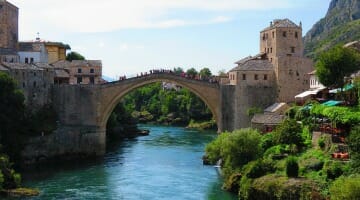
[21,125,236,200]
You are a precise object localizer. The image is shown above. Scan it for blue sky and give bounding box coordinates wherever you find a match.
[11,0,330,79]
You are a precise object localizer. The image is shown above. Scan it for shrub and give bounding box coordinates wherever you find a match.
[245,159,275,179]
[260,133,275,152]
[286,156,299,177]
[330,175,360,200]
[274,119,304,148]
[318,137,325,149]
[324,161,344,180]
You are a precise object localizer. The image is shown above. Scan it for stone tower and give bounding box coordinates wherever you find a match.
[0,0,18,51]
[260,19,313,102]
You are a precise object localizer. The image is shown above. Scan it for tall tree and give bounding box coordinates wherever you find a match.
[66,51,85,61]
[199,67,212,79]
[315,45,360,89]
[186,68,198,77]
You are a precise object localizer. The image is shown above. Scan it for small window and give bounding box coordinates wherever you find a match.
[254,74,258,80]
[25,58,29,63]
[90,68,95,73]
[295,32,298,38]
[262,34,265,40]
[77,77,82,84]
[33,72,36,76]
[272,31,274,38]
[264,74,268,80]
[30,58,34,63]
[90,77,95,84]
[270,48,272,53]
[242,74,246,80]
[291,47,295,53]
[22,82,25,88]
[78,68,82,73]
[283,31,287,37]
[33,81,36,87]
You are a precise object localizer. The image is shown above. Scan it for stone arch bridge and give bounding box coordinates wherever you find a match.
[52,73,222,156]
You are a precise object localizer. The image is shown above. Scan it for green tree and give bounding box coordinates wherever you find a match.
[315,45,360,89]
[66,51,85,61]
[286,156,299,177]
[0,72,25,158]
[274,119,304,148]
[173,67,184,75]
[199,67,212,79]
[186,68,198,77]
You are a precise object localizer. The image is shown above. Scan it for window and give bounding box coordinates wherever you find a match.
[78,68,82,73]
[291,47,295,53]
[254,74,258,80]
[272,31,274,38]
[33,81,36,87]
[283,31,287,37]
[262,34,265,40]
[90,77,95,84]
[264,74,268,80]
[90,68,95,73]
[295,32,298,38]
[270,48,272,53]
[30,58,34,63]
[25,57,28,63]
[22,82,25,88]
[77,77,82,84]
[242,74,246,80]
[33,72,36,76]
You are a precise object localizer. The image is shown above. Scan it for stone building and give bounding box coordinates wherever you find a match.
[260,19,314,102]
[18,39,70,64]
[0,62,54,109]
[221,19,314,130]
[0,0,19,62]
[52,60,103,84]
[18,41,48,63]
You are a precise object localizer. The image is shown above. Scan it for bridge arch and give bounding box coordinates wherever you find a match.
[98,73,221,132]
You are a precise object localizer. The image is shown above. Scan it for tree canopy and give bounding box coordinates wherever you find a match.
[186,68,198,76]
[66,51,85,61]
[315,45,360,88]
[199,67,212,79]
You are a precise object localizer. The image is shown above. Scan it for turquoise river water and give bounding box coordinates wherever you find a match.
[21,125,237,200]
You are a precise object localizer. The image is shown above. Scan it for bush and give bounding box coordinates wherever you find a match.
[286,156,299,177]
[274,119,304,148]
[318,137,325,149]
[324,161,344,180]
[330,175,360,200]
[245,159,275,179]
[260,133,275,152]
[205,129,262,177]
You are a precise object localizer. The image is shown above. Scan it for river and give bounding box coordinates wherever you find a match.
[22,125,237,200]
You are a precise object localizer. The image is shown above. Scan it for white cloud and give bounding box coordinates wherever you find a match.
[10,0,291,37]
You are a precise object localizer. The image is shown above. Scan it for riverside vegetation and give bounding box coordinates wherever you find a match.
[204,105,360,199]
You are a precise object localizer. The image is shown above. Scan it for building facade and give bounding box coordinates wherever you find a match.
[0,0,19,62]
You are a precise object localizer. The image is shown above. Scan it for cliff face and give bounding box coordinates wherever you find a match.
[304,0,360,59]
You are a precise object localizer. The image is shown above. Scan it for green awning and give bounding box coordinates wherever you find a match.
[322,100,343,106]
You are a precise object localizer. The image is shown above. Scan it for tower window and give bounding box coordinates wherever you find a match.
[90,68,95,73]
[295,32,298,38]
[25,57,29,63]
[30,58,34,63]
[270,48,272,53]
[242,74,246,80]
[254,74,258,80]
[262,34,265,40]
[283,31,287,37]
[291,47,295,53]
[78,68,82,73]
[264,74,268,80]
[272,31,274,38]
[77,77,82,84]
